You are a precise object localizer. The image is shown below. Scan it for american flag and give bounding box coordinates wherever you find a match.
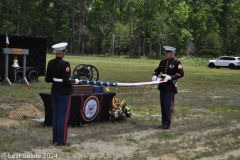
[6,33,9,44]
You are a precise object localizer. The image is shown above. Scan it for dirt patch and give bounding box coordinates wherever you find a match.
[7,103,44,119]
[0,118,21,127]
[0,103,44,127]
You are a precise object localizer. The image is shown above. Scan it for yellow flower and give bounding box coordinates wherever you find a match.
[105,87,110,92]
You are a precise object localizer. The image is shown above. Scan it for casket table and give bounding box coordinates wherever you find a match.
[39,92,116,126]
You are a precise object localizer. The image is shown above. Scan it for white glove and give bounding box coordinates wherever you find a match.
[165,75,172,81]
[75,79,80,84]
[152,75,157,81]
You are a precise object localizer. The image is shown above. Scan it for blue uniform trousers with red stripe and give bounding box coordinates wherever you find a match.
[160,91,175,127]
[51,95,71,144]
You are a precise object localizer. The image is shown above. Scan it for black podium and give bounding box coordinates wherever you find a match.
[39,92,116,126]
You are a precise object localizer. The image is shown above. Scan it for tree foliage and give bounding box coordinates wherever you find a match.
[1,0,240,58]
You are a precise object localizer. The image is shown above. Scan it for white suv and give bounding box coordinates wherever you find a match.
[208,56,240,69]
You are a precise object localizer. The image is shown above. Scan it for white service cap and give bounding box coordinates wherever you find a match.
[52,42,68,51]
[164,46,176,52]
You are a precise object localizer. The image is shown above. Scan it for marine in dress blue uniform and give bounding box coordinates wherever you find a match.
[45,42,79,145]
[152,46,184,129]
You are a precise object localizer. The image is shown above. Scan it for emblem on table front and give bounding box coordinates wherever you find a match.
[82,96,99,122]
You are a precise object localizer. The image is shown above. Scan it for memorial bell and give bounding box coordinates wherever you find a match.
[12,56,19,68]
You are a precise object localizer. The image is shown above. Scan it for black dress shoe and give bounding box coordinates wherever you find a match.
[158,125,163,128]
[162,125,170,129]
[57,142,67,146]
[57,143,64,146]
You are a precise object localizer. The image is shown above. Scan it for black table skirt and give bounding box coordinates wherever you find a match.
[39,92,116,126]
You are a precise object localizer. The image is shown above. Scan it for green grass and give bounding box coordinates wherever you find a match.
[1,55,240,159]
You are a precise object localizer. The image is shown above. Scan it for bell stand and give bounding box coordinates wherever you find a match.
[2,48,29,86]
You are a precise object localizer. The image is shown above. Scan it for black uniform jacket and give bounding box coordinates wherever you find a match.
[153,57,184,93]
[45,57,73,95]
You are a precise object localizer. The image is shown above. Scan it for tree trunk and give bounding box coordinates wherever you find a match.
[237,40,240,57]
[111,1,115,56]
[78,21,81,54]
[128,0,132,57]
[70,0,75,54]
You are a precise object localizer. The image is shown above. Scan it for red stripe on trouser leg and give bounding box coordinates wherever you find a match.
[168,92,174,124]
[63,96,71,143]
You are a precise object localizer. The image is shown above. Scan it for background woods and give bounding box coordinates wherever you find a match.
[1,0,240,58]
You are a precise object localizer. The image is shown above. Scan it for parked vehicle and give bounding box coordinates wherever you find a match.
[208,56,240,69]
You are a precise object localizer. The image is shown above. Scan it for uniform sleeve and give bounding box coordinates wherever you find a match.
[45,61,53,83]
[153,62,162,76]
[171,61,184,80]
[62,61,72,85]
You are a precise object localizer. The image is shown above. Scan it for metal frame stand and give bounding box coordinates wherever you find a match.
[2,48,29,86]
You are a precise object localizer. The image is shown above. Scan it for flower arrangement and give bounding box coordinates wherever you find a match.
[109,97,132,122]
